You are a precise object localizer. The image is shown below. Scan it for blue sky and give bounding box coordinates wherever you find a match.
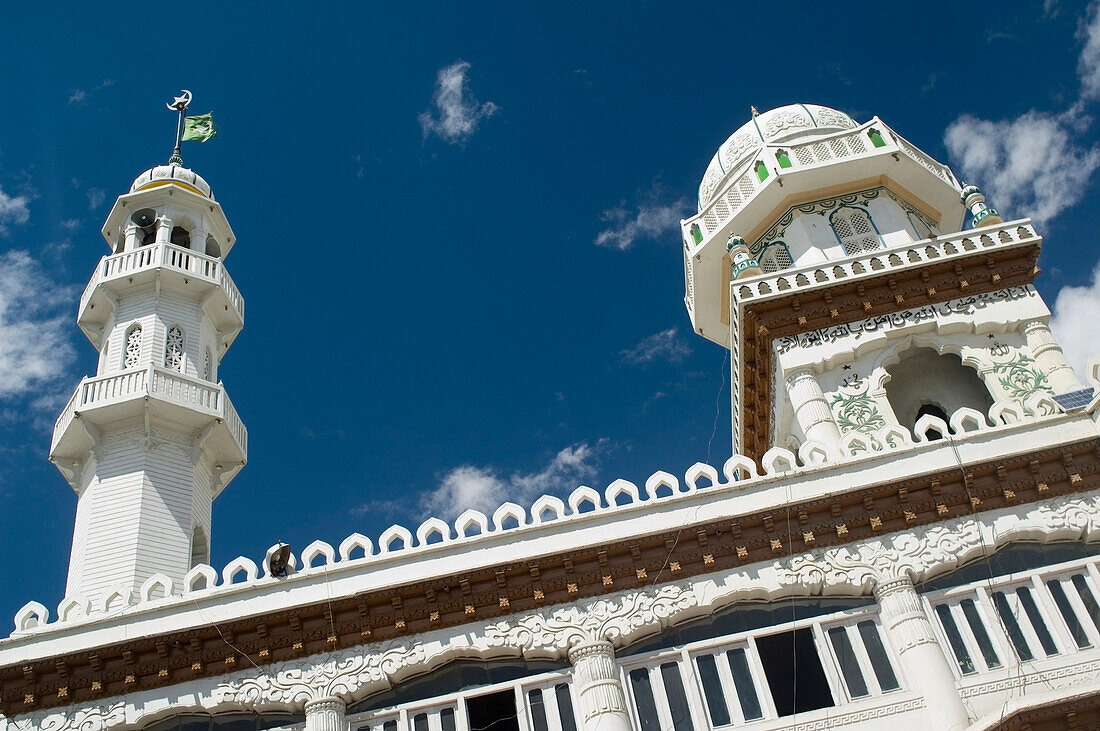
[2,2,1100,625]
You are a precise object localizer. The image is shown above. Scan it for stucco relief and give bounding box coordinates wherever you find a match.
[779,493,1100,593]
[1,701,125,731]
[216,640,426,706]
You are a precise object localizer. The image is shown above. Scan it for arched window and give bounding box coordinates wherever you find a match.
[190,525,209,568]
[169,226,191,248]
[164,326,185,371]
[831,206,882,256]
[760,243,794,273]
[203,347,214,381]
[205,235,221,258]
[123,324,142,369]
[884,347,994,438]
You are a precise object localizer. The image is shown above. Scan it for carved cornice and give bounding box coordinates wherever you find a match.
[3,436,1096,720]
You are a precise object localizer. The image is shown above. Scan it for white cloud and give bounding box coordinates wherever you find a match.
[621,328,691,365]
[595,194,687,250]
[0,251,77,400]
[420,442,602,518]
[418,61,497,145]
[944,110,1100,226]
[1079,1,1100,101]
[1050,261,1100,379]
[67,79,114,107]
[86,188,106,210]
[0,185,30,235]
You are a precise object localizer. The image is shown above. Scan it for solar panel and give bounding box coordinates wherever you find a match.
[1052,388,1095,411]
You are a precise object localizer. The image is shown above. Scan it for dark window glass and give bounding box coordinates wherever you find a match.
[993,591,1033,662]
[213,717,254,731]
[528,689,548,731]
[382,722,397,731]
[555,684,578,731]
[695,654,731,726]
[917,543,1094,592]
[1048,579,1092,648]
[660,662,694,731]
[726,648,762,720]
[828,627,868,698]
[177,721,209,731]
[1017,586,1059,656]
[755,629,834,716]
[440,707,456,731]
[629,668,661,731]
[935,604,975,674]
[413,713,428,731]
[466,690,519,731]
[960,599,1001,668]
[856,621,899,691]
[1071,575,1100,633]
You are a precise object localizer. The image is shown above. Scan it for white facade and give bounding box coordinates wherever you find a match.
[2,106,1100,731]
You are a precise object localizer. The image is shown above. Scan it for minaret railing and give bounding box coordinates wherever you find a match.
[79,241,244,323]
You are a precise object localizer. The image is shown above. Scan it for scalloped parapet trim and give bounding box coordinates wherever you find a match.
[8,399,1086,635]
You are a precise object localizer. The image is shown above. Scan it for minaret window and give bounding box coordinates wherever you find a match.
[760,243,793,273]
[831,206,882,255]
[169,226,190,248]
[884,347,994,438]
[165,326,185,371]
[204,346,213,381]
[123,324,142,369]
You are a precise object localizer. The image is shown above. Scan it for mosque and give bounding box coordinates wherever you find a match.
[1,103,1099,731]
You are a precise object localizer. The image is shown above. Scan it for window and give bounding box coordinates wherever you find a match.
[760,243,793,273]
[776,149,792,169]
[754,160,769,182]
[170,225,191,248]
[690,224,702,245]
[124,324,143,369]
[755,629,835,716]
[165,326,185,371]
[465,690,518,731]
[204,347,214,381]
[884,347,994,437]
[831,206,881,255]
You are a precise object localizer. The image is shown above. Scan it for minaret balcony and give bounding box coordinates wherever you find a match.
[50,365,247,491]
[77,242,244,348]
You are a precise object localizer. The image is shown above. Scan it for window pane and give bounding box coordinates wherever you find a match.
[828,627,868,698]
[382,722,397,731]
[629,668,661,731]
[993,591,1033,662]
[1017,586,1059,656]
[695,654,731,726]
[413,713,428,731]
[439,707,456,731]
[1071,575,1100,633]
[528,689,548,731]
[1048,580,1092,648]
[935,604,975,674]
[660,662,694,731]
[726,648,762,720]
[755,629,835,716]
[554,684,578,731]
[856,621,899,691]
[960,599,1001,668]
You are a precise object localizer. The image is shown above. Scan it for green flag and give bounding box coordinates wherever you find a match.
[182,112,217,143]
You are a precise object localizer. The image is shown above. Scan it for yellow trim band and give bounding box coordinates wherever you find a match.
[137,179,207,197]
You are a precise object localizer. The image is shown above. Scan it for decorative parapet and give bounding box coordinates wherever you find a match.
[14,400,1091,637]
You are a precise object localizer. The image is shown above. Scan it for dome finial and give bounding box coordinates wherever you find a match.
[750,106,760,118]
[166,89,192,166]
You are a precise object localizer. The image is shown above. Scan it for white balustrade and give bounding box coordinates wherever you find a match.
[79,242,244,323]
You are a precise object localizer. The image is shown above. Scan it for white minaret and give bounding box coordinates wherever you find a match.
[49,104,246,608]
[681,104,1091,462]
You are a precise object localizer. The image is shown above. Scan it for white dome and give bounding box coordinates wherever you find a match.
[698,104,858,210]
[130,164,214,199]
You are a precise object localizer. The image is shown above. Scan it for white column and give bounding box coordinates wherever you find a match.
[1023,320,1084,394]
[155,215,173,245]
[785,368,842,450]
[568,640,634,731]
[190,226,208,253]
[874,576,969,730]
[304,697,347,731]
[123,223,141,252]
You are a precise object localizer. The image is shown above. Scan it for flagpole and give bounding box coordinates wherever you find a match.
[166,90,192,165]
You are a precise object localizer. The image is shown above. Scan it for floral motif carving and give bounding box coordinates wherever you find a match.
[763,109,811,138]
[809,107,857,130]
[992,352,1052,402]
[215,641,424,706]
[484,584,697,653]
[830,386,885,435]
[5,701,125,731]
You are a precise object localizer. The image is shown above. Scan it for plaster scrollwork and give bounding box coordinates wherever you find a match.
[829,379,886,435]
[215,641,425,706]
[4,701,125,731]
[780,494,1100,593]
[484,584,698,655]
[991,351,1053,403]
